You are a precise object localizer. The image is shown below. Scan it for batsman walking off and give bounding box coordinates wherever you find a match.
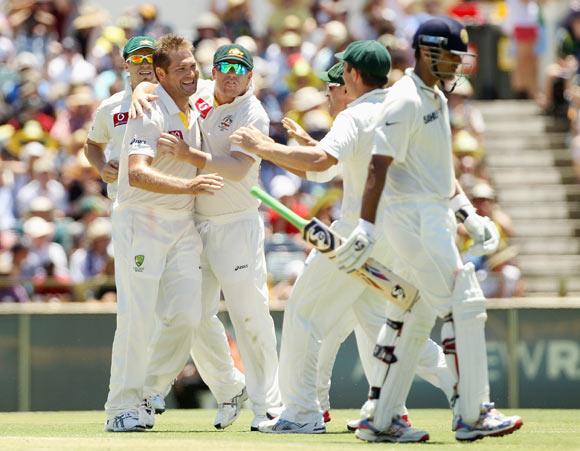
[335,17,523,442]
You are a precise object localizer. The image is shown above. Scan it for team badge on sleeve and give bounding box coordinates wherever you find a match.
[113,112,129,127]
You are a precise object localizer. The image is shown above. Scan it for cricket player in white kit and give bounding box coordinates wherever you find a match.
[85,36,157,199]
[103,34,224,432]
[282,63,450,428]
[231,41,455,434]
[335,17,523,443]
[134,44,281,430]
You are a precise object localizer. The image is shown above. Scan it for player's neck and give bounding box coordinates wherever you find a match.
[414,62,438,89]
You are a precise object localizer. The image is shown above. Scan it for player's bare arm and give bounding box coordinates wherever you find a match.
[128,154,223,195]
[85,139,119,183]
[157,132,255,182]
[230,126,337,172]
[129,81,158,118]
[360,155,393,224]
[282,117,318,146]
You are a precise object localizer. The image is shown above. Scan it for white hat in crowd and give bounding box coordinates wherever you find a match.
[23,216,55,239]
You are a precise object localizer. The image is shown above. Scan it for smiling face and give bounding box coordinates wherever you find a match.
[212,59,252,104]
[125,47,155,89]
[155,48,199,101]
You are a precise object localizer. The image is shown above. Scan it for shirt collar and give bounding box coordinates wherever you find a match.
[155,84,191,116]
[347,87,388,108]
[405,68,447,103]
[212,80,255,110]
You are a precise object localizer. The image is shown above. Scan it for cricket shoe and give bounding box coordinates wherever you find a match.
[355,416,429,443]
[214,387,248,430]
[139,399,155,429]
[454,403,523,442]
[147,394,166,415]
[258,417,326,434]
[347,414,410,432]
[251,414,268,431]
[105,410,147,432]
[266,405,284,420]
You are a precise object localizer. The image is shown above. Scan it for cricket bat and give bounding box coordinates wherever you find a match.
[251,186,419,311]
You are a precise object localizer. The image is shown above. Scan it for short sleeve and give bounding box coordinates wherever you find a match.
[87,103,110,144]
[371,96,417,163]
[230,104,270,161]
[317,112,357,162]
[306,162,341,182]
[125,111,161,159]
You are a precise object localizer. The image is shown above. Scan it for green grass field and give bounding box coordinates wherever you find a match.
[1,409,579,450]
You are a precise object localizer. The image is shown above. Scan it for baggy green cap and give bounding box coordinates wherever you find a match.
[213,44,254,70]
[335,40,391,79]
[123,35,156,59]
[319,62,344,85]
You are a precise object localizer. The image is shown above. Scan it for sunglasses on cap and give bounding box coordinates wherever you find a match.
[126,54,154,65]
[214,62,249,75]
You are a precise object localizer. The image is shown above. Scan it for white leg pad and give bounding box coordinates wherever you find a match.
[441,263,490,425]
[372,302,434,431]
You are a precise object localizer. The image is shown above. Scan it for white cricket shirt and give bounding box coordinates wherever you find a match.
[191,79,268,218]
[371,69,455,201]
[115,85,201,212]
[316,88,388,229]
[87,86,132,200]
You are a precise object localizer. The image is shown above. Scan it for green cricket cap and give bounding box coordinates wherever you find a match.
[213,44,254,70]
[123,35,156,59]
[319,62,344,85]
[335,40,391,79]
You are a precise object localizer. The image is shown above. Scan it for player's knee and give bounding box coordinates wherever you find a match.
[450,263,487,321]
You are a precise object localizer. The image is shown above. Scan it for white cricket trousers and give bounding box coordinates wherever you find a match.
[279,230,454,423]
[105,205,202,417]
[192,211,280,413]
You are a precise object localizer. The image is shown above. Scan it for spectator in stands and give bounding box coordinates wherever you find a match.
[267,174,308,235]
[21,216,68,279]
[539,6,580,116]
[16,157,67,217]
[69,217,112,283]
[504,0,541,100]
[476,245,524,298]
[0,249,30,303]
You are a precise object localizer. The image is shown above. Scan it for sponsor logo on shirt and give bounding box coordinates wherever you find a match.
[234,264,248,272]
[218,115,233,131]
[130,137,147,146]
[168,130,183,139]
[113,112,129,127]
[195,98,212,118]
[423,111,439,124]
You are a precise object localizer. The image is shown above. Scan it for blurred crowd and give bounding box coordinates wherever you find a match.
[1,0,559,304]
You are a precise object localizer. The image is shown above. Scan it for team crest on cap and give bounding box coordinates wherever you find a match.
[460,29,469,45]
[228,48,244,57]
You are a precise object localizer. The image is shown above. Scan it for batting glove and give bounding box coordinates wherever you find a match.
[451,192,500,256]
[335,219,376,273]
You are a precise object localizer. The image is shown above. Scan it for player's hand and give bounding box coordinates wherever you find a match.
[188,173,224,195]
[229,126,271,152]
[334,219,376,273]
[465,215,500,256]
[282,117,315,146]
[100,159,119,183]
[129,82,158,119]
[158,133,192,162]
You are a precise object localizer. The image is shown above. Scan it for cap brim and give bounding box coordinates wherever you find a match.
[334,51,346,61]
[124,44,155,58]
[214,56,253,69]
[318,71,331,82]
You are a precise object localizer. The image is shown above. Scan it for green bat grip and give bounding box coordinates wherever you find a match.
[250,185,309,230]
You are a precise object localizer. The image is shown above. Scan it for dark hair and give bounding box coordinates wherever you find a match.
[345,62,388,89]
[153,34,193,74]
